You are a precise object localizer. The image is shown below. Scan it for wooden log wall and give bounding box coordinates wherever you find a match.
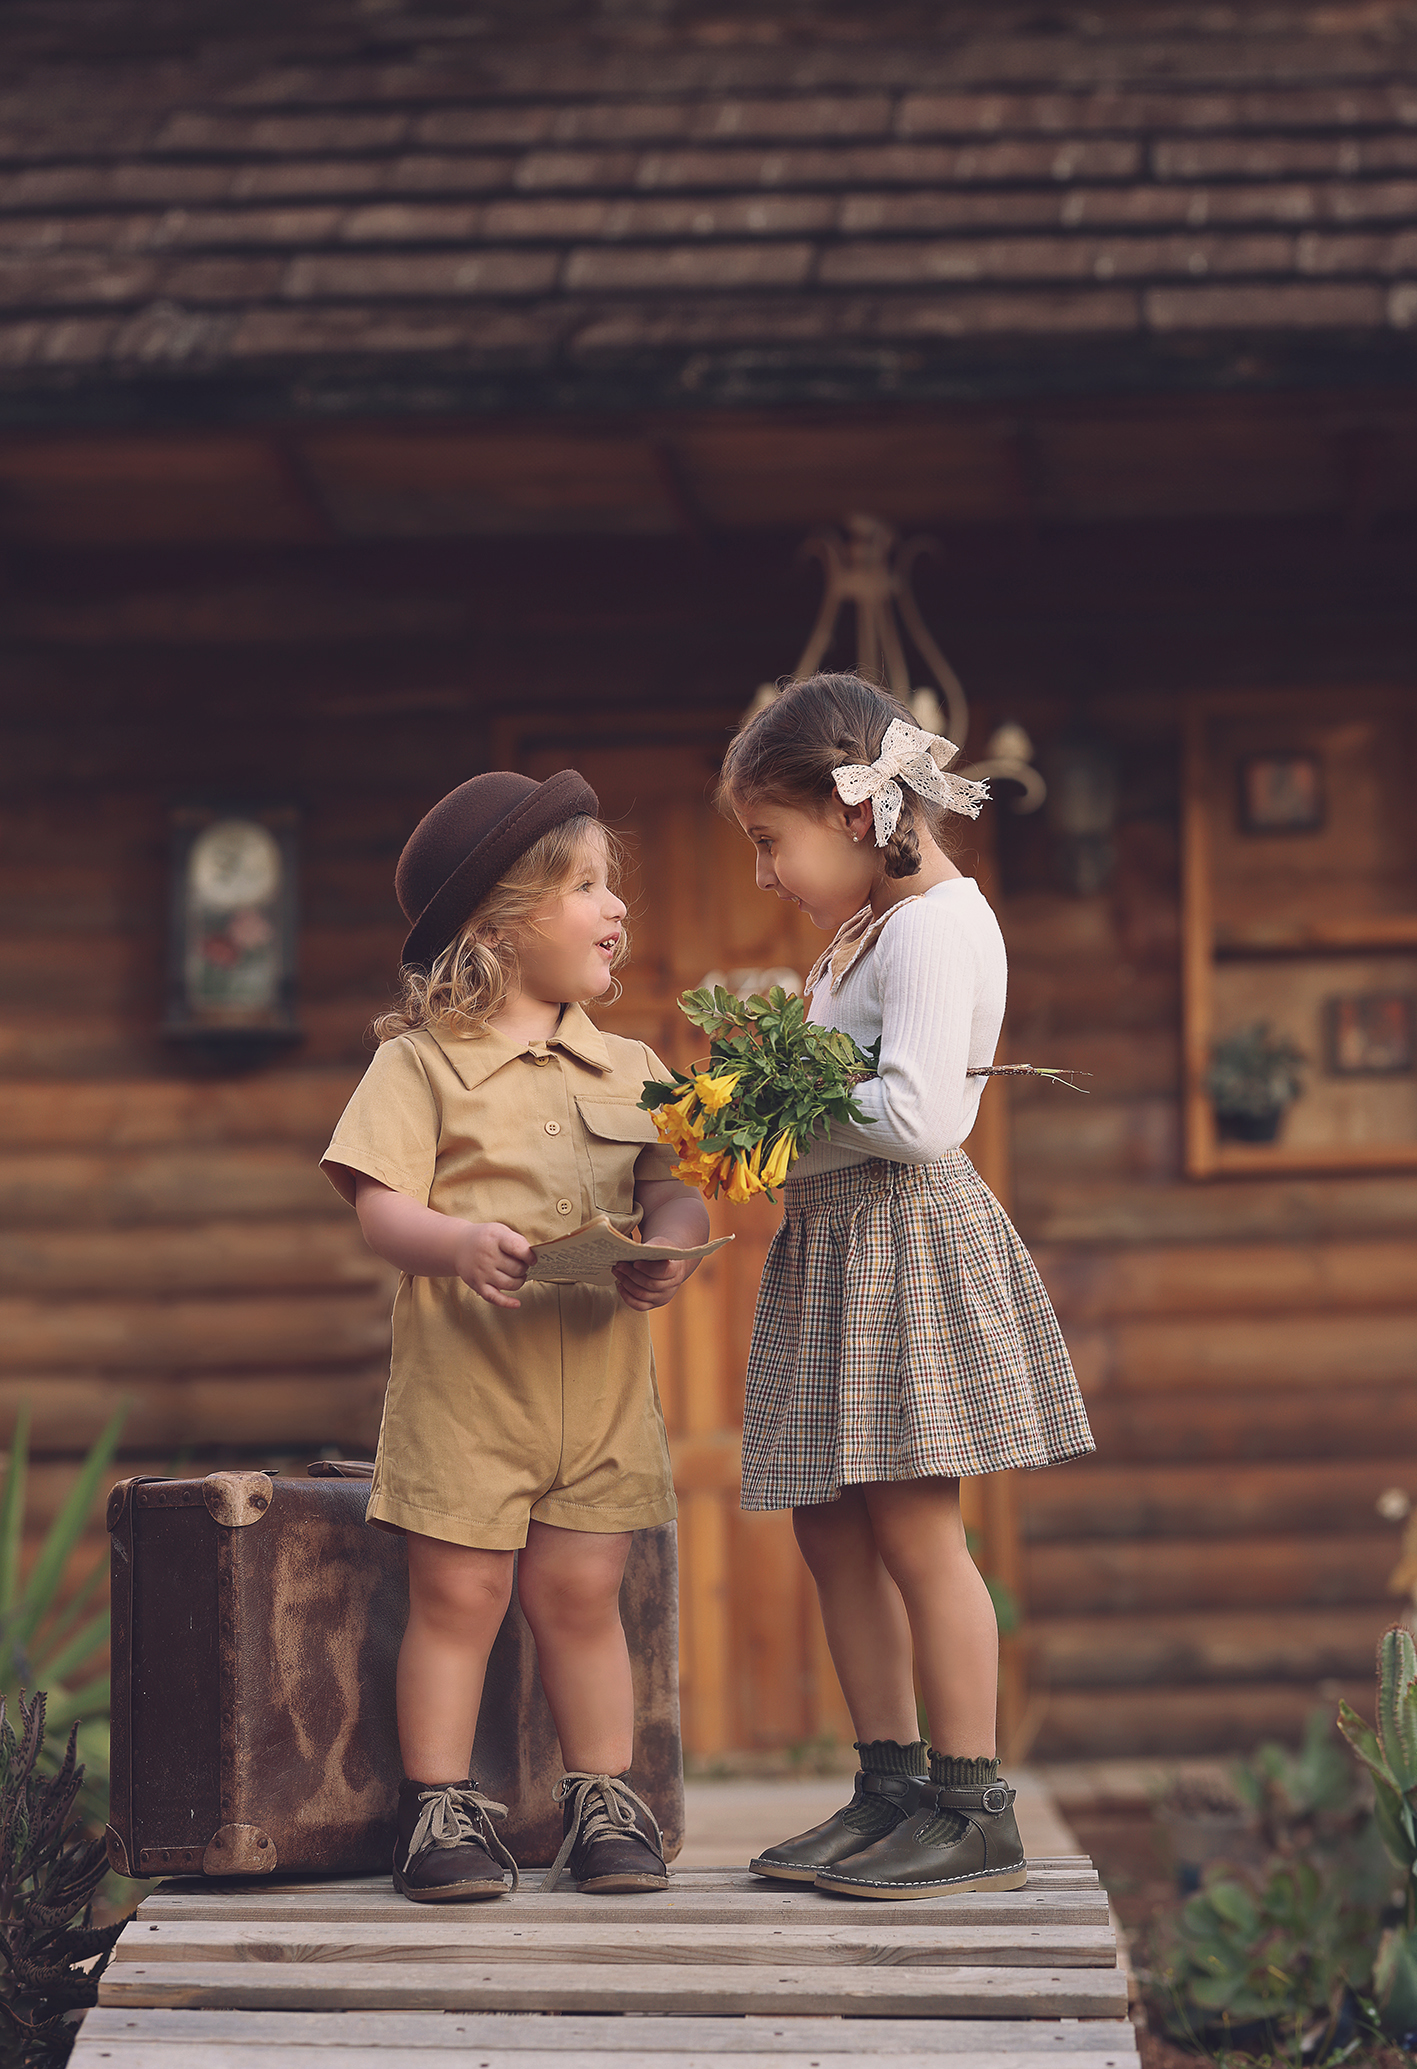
[1000,734,1417,1757]
[3,510,1416,1763]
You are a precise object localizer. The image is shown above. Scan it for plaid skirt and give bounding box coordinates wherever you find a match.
[740,1153,1094,1511]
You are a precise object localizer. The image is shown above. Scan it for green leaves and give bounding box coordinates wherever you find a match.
[1163,1857,1376,2041]
[641,986,880,1201]
[0,1409,124,1831]
[1338,1628,1417,1950]
[1375,1923,1417,2036]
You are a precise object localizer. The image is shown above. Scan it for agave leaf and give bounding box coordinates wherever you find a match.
[13,1407,124,1651]
[34,1602,111,1690]
[1371,1773,1417,1878]
[1339,1697,1391,1786]
[29,1553,108,1674]
[0,1401,30,1621]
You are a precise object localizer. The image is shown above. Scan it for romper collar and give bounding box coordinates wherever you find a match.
[426,1001,612,1090]
[544,1002,612,1072]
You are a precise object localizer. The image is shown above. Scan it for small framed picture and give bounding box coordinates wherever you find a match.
[1326,992,1415,1076]
[165,802,302,1052]
[1237,752,1325,834]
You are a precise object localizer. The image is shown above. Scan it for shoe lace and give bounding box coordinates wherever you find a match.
[542,1772,664,1893]
[407,1783,520,1890]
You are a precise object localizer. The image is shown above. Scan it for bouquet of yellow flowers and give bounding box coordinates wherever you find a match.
[637,986,879,1203]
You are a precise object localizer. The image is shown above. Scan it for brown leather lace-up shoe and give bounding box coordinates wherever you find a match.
[749,1770,933,1883]
[392,1779,519,1902]
[542,1772,668,1894]
[813,1777,1027,1899]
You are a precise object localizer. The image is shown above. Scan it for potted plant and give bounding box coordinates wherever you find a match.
[1205,1021,1305,1142]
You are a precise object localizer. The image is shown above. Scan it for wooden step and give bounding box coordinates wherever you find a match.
[86,1852,1132,2044]
[113,1919,1117,1971]
[97,1957,1130,2018]
[75,2006,1142,2064]
[136,1884,1110,1928]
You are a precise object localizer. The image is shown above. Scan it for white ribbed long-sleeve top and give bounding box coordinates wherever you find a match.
[791,875,1007,1177]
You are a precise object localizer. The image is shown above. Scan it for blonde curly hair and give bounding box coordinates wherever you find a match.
[372,816,629,1043]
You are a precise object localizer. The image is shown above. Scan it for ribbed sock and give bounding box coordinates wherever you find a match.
[929,1753,1000,1789]
[856,1738,929,1778]
[838,1739,929,1837]
[920,1753,1001,1843]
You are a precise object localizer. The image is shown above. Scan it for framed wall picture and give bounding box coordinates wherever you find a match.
[1326,992,1415,1076]
[1183,689,1417,1176]
[1237,752,1325,834]
[165,803,301,1053]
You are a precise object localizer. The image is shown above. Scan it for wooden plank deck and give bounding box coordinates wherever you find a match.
[74,1858,1138,2067]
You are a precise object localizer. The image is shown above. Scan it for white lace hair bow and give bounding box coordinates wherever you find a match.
[832,718,990,847]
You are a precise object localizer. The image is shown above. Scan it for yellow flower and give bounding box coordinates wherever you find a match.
[724,1140,765,1205]
[762,1130,795,1189]
[673,1145,728,1197]
[654,1086,702,1154]
[693,1070,741,1115]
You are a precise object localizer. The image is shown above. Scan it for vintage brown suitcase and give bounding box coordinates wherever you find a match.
[106,1462,683,1880]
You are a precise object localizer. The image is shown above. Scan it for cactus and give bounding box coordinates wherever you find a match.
[1339,1625,1417,2041]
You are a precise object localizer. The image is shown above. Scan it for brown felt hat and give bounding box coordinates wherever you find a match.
[396,768,600,972]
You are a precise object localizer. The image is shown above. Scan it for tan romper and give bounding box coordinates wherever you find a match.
[321,1004,679,1550]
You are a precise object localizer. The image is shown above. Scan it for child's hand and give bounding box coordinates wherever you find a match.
[612,1257,693,1313]
[455,1222,536,1309]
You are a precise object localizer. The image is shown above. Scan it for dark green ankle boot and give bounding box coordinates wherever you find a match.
[813,1755,1026,1900]
[748,1741,930,1885]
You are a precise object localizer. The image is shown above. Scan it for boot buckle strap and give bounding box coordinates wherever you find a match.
[930,1781,1015,1815]
[861,1772,916,1804]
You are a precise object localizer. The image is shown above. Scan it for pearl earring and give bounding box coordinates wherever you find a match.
[851,835,860,844]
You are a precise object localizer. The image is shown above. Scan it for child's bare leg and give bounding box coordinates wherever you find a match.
[517,1523,634,1773]
[793,1491,919,1743]
[864,1477,998,1756]
[398,1533,515,1780]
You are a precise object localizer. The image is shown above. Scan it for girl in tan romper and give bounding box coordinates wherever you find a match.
[323,770,708,1903]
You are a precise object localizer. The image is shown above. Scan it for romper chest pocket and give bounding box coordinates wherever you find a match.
[576,1099,659,1217]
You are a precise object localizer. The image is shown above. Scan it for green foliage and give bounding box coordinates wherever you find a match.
[1156,1855,1377,2048]
[0,1690,123,2067]
[639,985,880,1197]
[1373,1921,1417,2043]
[1150,1711,1390,2058]
[0,1411,124,1830]
[1339,1627,1417,1925]
[1235,1708,1388,1896]
[1338,1626,1417,2046]
[1205,1021,1306,1118]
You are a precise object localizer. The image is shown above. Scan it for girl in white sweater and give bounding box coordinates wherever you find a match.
[720,674,1093,1900]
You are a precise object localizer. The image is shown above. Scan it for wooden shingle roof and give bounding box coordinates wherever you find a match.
[2,1,1416,423]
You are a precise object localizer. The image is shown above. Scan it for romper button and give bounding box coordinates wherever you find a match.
[556,1199,573,1215]
[545,1121,561,1135]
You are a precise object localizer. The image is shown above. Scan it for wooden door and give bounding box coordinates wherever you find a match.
[510,726,1021,1757]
